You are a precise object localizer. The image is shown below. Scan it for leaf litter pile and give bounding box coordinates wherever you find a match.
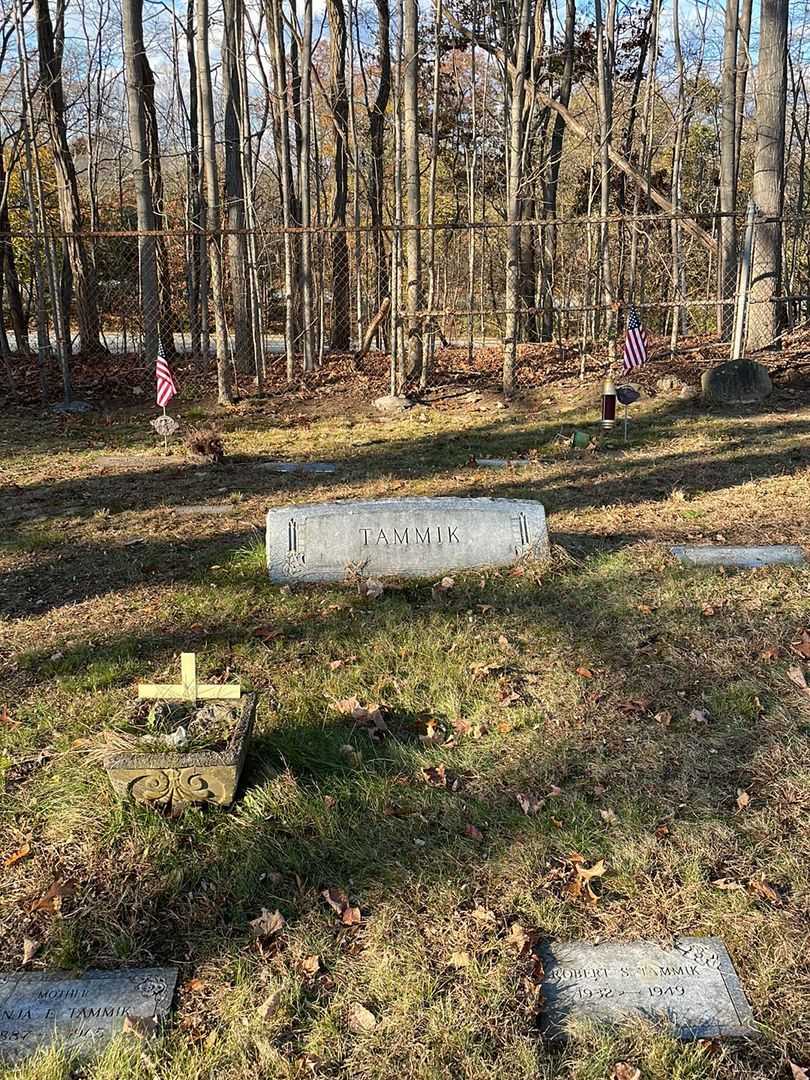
[76,698,239,761]
[1,381,809,1080]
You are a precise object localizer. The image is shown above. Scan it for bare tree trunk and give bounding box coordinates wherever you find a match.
[748,0,788,350]
[595,0,617,363]
[196,0,232,402]
[502,0,531,397]
[669,0,687,355]
[326,0,351,350]
[402,0,422,383]
[368,0,391,336]
[298,0,315,370]
[121,0,159,370]
[34,0,103,357]
[718,0,738,338]
[184,0,203,361]
[223,0,255,374]
[424,0,442,381]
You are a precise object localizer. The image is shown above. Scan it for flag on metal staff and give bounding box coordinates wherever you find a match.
[622,304,648,373]
[156,355,178,407]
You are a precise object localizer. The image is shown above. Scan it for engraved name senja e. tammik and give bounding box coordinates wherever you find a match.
[359,524,461,546]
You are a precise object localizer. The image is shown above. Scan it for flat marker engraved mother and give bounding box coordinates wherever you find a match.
[266,497,549,584]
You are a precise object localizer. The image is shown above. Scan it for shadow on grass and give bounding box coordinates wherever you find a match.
[2,403,809,620]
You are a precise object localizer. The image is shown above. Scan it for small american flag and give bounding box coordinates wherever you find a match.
[622,304,648,373]
[156,354,178,407]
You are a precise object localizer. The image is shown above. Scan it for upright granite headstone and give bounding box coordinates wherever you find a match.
[266,497,550,583]
[0,968,177,1063]
[702,360,772,404]
[540,938,754,1041]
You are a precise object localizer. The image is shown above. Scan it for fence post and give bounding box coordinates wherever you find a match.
[730,200,756,361]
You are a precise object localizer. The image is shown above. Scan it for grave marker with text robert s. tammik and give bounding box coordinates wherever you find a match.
[266,497,550,583]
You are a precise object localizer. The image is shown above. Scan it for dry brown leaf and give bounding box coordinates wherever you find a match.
[449,950,470,968]
[599,808,618,826]
[711,877,745,891]
[249,908,286,938]
[787,666,810,695]
[505,922,537,955]
[22,937,40,964]
[516,792,544,816]
[611,1065,641,1080]
[341,906,362,927]
[464,823,483,841]
[747,878,783,907]
[789,1062,810,1080]
[322,887,349,915]
[29,880,75,914]
[347,1002,377,1034]
[122,1014,157,1039]
[790,630,810,659]
[359,578,384,600]
[4,842,31,868]
[575,666,594,679]
[431,576,455,598]
[654,710,673,727]
[760,646,780,662]
[736,789,751,811]
[187,978,206,992]
[257,990,283,1020]
[566,857,606,905]
[471,906,496,926]
[300,954,320,977]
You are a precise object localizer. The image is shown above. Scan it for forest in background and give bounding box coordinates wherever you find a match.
[0,0,808,402]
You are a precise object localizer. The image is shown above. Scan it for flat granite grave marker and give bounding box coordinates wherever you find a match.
[266,496,549,583]
[671,545,806,568]
[257,461,338,475]
[540,937,754,1041]
[0,968,177,1063]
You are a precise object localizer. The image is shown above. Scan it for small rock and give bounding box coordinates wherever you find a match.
[373,395,415,413]
[656,375,683,392]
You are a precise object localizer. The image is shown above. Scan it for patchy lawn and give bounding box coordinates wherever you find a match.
[1,379,809,1080]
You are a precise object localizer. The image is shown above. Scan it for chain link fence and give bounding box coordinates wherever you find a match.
[2,209,808,402]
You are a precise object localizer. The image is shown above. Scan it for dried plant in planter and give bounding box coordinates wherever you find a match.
[186,426,225,464]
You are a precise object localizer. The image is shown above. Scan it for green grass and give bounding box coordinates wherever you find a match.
[1,385,809,1079]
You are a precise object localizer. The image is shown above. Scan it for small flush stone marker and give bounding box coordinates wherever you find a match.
[0,968,177,1063]
[540,937,755,1041]
[671,545,806,568]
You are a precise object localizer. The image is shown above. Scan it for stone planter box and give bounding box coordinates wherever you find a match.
[103,693,257,810]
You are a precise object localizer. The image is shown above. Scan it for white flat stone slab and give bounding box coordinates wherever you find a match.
[671,545,806,568]
[257,461,337,474]
[266,496,550,583]
[540,938,754,1041]
[173,504,236,517]
[0,968,177,1063]
[475,458,534,468]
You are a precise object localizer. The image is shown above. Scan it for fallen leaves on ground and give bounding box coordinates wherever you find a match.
[249,908,286,939]
[449,950,470,968]
[463,823,483,841]
[505,922,538,956]
[600,807,618,826]
[421,764,460,791]
[565,853,606,906]
[321,887,362,926]
[575,666,594,679]
[122,1014,158,1039]
[760,646,780,662]
[516,792,544,816]
[790,630,810,659]
[300,954,320,977]
[736,789,751,811]
[654,710,673,727]
[29,880,75,914]
[347,1002,377,1034]
[787,666,810,696]
[789,1062,810,1080]
[329,655,358,670]
[747,878,783,907]
[22,937,40,964]
[611,1065,641,1080]
[257,990,283,1020]
[3,841,31,868]
[431,576,455,598]
[334,697,388,739]
[358,578,384,600]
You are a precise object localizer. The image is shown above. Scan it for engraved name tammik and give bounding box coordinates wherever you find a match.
[359,525,460,546]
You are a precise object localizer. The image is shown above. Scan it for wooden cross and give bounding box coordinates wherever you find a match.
[138,653,241,703]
